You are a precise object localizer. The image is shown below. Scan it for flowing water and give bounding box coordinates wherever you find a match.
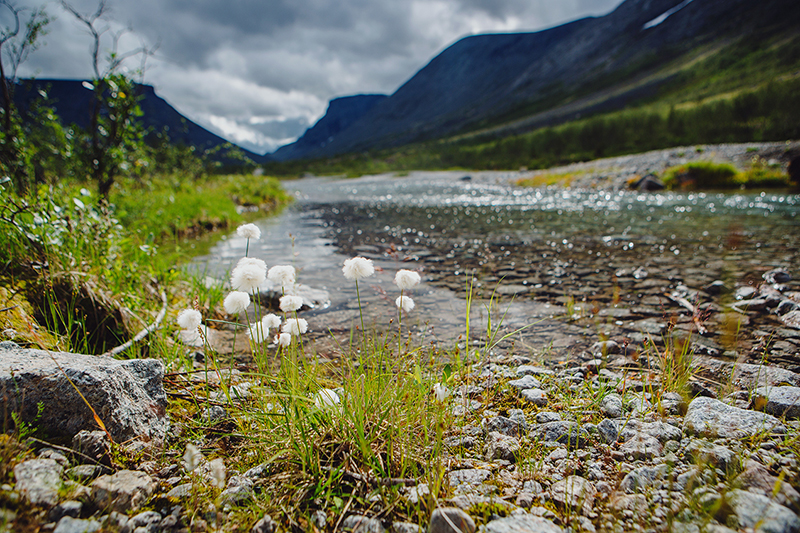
[192,171,800,368]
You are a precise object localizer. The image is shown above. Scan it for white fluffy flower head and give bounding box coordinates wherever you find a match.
[282,317,308,336]
[237,223,261,240]
[342,256,374,281]
[223,291,250,314]
[231,262,266,292]
[247,322,270,344]
[209,458,226,488]
[395,295,415,313]
[275,332,292,347]
[262,313,282,329]
[177,309,202,330]
[279,294,304,313]
[394,269,421,290]
[433,383,450,403]
[183,443,203,473]
[237,256,266,271]
[268,265,296,287]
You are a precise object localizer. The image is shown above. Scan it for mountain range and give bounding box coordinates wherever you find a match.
[274,0,800,160]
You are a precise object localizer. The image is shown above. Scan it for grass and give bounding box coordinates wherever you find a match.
[660,160,790,190]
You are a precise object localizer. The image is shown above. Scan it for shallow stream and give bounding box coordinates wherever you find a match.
[192,171,800,369]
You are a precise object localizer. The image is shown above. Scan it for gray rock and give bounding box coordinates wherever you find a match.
[780,310,800,330]
[531,421,590,447]
[755,386,800,419]
[508,375,542,391]
[53,516,101,533]
[484,514,564,533]
[659,392,687,416]
[735,460,800,511]
[485,431,520,462]
[600,394,623,418]
[428,508,475,533]
[520,388,548,406]
[683,397,786,439]
[515,365,554,377]
[447,469,492,490]
[49,500,83,522]
[777,300,800,315]
[14,458,63,507]
[619,465,668,494]
[90,470,156,513]
[550,476,596,516]
[620,434,662,460]
[405,483,432,506]
[618,419,682,443]
[342,515,385,533]
[220,475,256,506]
[484,415,528,437]
[257,282,331,311]
[166,482,192,499]
[129,510,162,531]
[764,268,792,284]
[685,440,737,472]
[696,358,800,388]
[597,419,618,444]
[252,514,278,533]
[0,344,168,442]
[72,430,111,463]
[392,522,421,533]
[67,465,107,483]
[591,340,621,356]
[535,412,562,424]
[725,489,800,533]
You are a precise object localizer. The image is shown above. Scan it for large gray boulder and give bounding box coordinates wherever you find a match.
[683,397,786,439]
[0,341,168,442]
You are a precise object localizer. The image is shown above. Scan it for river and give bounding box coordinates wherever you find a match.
[191,171,800,370]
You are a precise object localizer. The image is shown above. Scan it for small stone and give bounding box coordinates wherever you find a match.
[447,469,492,490]
[535,412,562,424]
[780,310,800,330]
[72,431,111,463]
[725,489,800,533]
[620,435,662,460]
[591,340,620,356]
[53,516,101,533]
[619,465,668,494]
[484,415,527,437]
[550,476,596,516]
[684,397,786,439]
[685,441,736,472]
[484,514,563,533]
[618,419,682,443]
[67,465,107,483]
[251,514,278,533]
[428,508,475,533]
[597,419,618,444]
[520,388,548,406]
[49,500,83,522]
[735,460,800,511]
[405,483,432,506]
[703,280,727,295]
[764,268,792,284]
[508,375,543,391]
[486,432,520,462]
[14,458,63,507]
[90,470,156,513]
[754,386,800,419]
[129,510,162,530]
[600,394,623,418]
[531,421,590,447]
[166,482,192,499]
[515,365,553,377]
[392,522,421,533]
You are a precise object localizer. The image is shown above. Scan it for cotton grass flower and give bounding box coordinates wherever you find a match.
[223,291,250,314]
[394,269,421,290]
[433,383,450,403]
[314,388,340,408]
[237,223,261,240]
[262,313,282,329]
[395,295,415,313]
[209,458,226,488]
[247,322,271,344]
[268,265,296,288]
[275,332,292,347]
[183,443,203,473]
[237,256,266,271]
[177,309,202,330]
[231,261,266,292]
[342,256,374,281]
[282,317,308,336]
[279,294,304,313]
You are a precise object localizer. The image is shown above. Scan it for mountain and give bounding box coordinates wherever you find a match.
[276,0,800,160]
[272,94,387,161]
[10,79,267,163]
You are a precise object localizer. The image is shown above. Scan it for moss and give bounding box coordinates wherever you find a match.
[661,160,789,189]
[0,286,59,349]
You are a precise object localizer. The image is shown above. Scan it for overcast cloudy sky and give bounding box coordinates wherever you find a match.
[6,0,622,154]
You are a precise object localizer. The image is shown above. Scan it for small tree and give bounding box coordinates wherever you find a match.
[62,0,155,199]
[0,0,49,191]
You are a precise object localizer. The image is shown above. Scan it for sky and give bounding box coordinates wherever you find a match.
[5,0,623,155]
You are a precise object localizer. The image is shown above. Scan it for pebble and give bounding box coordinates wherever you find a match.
[428,508,475,533]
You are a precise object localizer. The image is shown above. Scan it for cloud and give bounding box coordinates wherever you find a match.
[10,0,622,154]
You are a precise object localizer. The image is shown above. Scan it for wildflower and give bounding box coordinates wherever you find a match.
[275,332,292,347]
[314,388,340,408]
[395,295,415,313]
[262,313,282,329]
[237,256,267,271]
[223,291,250,314]
[247,322,270,343]
[237,223,261,240]
[394,269,421,290]
[209,458,226,488]
[279,294,304,313]
[342,256,374,281]
[231,262,266,292]
[282,317,308,336]
[177,309,202,330]
[433,383,450,402]
[268,265,296,288]
[183,443,203,472]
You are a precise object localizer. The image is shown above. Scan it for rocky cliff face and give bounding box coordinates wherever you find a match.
[277,0,799,160]
[272,94,387,161]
